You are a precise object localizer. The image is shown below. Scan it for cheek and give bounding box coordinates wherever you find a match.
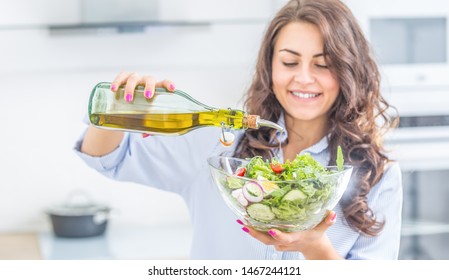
[272,74,281,92]
[322,75,340,99]
[272,66,290,92]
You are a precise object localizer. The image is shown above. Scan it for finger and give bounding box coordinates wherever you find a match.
[266,229,296,244]
[241,226,276,246]
[111,71,133,92]
[156,79,176,92]
[141,76,157,99]
[313,210,337,232]
[236,219,245,226]
[123,72,145,102]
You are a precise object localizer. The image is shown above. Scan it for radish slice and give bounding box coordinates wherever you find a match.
[231,189,242,198]
[242,182,264,203]
[231,189,248,206]
[236,194,249,207]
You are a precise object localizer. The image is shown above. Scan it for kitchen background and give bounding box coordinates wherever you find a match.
[1,0,448,260]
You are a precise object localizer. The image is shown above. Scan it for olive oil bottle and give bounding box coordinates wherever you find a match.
[88,82,283,136]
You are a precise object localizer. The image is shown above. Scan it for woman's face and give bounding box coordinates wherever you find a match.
[272,21,340,124]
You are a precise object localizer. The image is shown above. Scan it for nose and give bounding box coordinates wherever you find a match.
[294,65,315,85]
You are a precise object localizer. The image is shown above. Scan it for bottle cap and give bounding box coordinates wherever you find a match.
[245,115,260,129]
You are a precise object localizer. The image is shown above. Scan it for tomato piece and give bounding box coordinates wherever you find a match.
[234,167,246,177]
[270,163,284,174]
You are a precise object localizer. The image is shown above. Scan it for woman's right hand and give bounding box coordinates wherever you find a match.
[81,72,177,156]
[110,72,177,102]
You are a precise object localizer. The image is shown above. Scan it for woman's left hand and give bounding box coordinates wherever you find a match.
[239,210,342,259]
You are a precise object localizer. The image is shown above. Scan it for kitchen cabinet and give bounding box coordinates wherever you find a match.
[85,0,276,23]
[0,0,286,30]
[387,126,449,259]
[399,169,449,260]
[0,0,79,27]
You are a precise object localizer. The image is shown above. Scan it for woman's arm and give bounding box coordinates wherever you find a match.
[81,126,124,156]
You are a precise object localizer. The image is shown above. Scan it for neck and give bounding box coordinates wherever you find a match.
[284,115,328,152]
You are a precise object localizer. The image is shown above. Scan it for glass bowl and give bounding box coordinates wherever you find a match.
[207,156,353,232]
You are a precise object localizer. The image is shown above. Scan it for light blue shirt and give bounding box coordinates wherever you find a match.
[74,121,403,260]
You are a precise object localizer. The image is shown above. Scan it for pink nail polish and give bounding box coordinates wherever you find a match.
[125,93,133,102]
[236,219,244,225]
[330,212,337,222]
[169,84,175,91]
[145,90,152,98]
[242,227,249,233]
[268,230,276,236]
[110,84,116,90]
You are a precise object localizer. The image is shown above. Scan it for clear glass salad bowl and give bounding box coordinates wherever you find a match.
[207,155,353,232]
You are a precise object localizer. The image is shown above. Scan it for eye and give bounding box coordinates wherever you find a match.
[315,64,329,69]
[282,62,298,67]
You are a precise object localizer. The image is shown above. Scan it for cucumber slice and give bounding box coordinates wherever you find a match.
[247,203,275,222]
[282,189,307,202]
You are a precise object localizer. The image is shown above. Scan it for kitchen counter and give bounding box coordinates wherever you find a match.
[39,225,193,260]
[0,225,192,260]
[0,233,42,260]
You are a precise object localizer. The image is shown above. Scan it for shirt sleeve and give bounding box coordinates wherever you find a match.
[346,162,403,259]
[73,126,223,196]
[73,129,131,173]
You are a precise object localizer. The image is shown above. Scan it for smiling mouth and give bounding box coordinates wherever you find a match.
[290,91,322,99]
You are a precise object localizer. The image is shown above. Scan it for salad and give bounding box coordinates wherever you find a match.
[225,148,344,224]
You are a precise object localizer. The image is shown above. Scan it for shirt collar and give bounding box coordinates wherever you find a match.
[275,113,288,143]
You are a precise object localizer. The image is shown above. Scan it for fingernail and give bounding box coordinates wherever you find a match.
[125,93,133,102]
[236,219,244,225]
[242,227,249,233]
[169,83,175,91]
[110,84,116,90]
[145,90,152,98]
[268,230,276,236]
[142,133,151,138]
[330,211,337,222]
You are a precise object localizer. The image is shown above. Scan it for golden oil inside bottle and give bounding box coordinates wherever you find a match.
[89,109,248,135]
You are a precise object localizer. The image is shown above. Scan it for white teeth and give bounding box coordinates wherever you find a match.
[291,91,320,98]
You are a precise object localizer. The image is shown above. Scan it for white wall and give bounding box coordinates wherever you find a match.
[0,19,272,232]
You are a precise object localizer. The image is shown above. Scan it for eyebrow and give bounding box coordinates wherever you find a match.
[279,48,324,58]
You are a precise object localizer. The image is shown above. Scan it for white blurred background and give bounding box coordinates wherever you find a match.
[1,0,449,260]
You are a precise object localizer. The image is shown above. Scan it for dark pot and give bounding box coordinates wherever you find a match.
[47,194,111,238]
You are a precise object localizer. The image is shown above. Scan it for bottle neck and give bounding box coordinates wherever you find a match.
[244,114,284,132]
[243,115,260,129]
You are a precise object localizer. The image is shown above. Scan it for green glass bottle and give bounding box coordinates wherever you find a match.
[88,82,283,136]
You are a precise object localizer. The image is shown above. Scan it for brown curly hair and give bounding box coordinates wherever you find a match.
[233,0,398,236]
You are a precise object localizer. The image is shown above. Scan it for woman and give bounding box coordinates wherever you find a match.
[75,0,402,259]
